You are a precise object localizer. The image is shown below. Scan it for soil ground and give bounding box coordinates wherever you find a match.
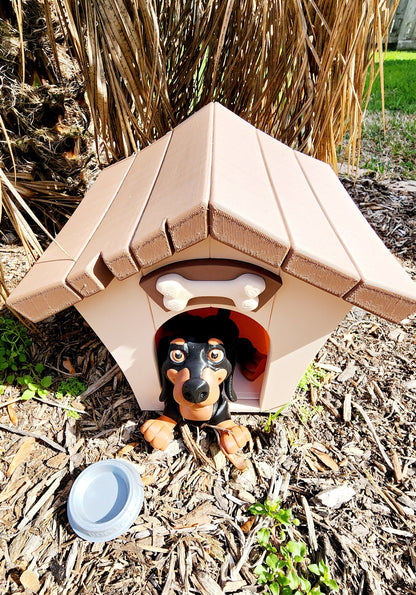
[0,174,415,595]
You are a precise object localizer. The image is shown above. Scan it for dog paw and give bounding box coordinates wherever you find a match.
[218,420,251,455]
[141,416,177,450]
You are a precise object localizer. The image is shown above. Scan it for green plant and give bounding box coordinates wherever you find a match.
[0,315,51,399]
[0,316,31,390]
[56,377,86,419]
[249,499,339,594]
[264,402,293,433]
[298,364,326,392]
[297,404,324,424]
[17,364,52,400]
[56,377,86,400]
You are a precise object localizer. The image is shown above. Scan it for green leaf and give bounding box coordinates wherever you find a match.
[37,388,49,397]
[21,389,35,400]
[40,376,52,388]
[6,374,15,384]
[287,541,306,561]
[23,374,33,385]
[299,577,311,592]
[276,508,292,525]
[254,564,273,584]
[0,384,5,395]
[249,503,267,515]
[270,582,281,595]
[27,382,38,391]
[287,570,300,590]
[35,363,44,373]
[258,528,270,547]
[277,575,291,586]
[321,578,339,591]
[266,553,279,571]
[308,564,320,576]
[282,586,293,595]
[318,560,328,575]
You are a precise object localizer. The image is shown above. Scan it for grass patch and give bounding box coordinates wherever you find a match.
[360,112,416,179]
[358,52,416,179]
[367,51,416,113]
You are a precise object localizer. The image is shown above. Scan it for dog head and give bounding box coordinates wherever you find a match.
[158,311,239,407]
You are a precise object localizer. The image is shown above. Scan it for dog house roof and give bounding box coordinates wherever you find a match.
[7,102,416,324]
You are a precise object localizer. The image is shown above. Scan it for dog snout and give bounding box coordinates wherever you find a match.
[182,378,210,403]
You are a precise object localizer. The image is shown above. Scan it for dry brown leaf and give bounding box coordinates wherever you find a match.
[62,357,76,374]
[20,569,40,593]
[7,437,36,477]
[311,448,340,472]
[240,516,255,533]
[7,403,18,425]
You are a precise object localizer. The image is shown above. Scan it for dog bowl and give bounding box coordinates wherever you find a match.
[67,459,144,542]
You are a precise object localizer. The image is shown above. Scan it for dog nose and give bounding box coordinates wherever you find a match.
[182,378,210,403]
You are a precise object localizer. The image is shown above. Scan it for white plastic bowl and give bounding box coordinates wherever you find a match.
[67,459,144,542]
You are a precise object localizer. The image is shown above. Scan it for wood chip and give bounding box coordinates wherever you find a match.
[18,469,65,530]
[392,452,403,483]
[7,403,18,425]
[116,442,140,457]
[20,569,40,593]
[315,485,356,508]
[173,502,216,529]
[7,437,36,477]
[337,361,357,382]
[343,392,352,422]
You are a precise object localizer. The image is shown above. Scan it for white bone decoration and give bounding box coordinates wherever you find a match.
[156,273,266,312]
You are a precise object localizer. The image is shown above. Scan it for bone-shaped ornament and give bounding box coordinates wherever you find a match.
[156,273,266,312]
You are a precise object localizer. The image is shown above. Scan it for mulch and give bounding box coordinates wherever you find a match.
[0,176,415,595]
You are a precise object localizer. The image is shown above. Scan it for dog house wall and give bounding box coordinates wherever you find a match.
[75,237,351,412]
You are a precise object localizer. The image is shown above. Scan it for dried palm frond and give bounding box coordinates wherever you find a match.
[50,0,398,170]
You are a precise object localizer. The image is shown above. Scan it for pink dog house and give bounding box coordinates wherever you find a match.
[7,103,416,412]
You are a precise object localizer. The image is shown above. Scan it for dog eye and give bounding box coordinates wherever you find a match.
[208,349,224,363]
[170,350,185,363]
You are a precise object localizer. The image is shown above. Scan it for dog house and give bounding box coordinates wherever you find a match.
[7,103,416,413]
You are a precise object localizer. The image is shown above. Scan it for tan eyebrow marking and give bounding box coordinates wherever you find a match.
[208,338,223,345]
[170,338,186,345]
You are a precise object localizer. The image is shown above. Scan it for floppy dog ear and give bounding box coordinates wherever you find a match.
[159,371,173,402]
[223,373,237,402]
[157,336,174,402]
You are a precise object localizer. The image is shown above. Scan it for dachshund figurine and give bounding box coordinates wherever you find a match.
[141,311,264,455]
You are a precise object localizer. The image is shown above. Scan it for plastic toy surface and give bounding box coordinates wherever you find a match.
[141,310,265,455]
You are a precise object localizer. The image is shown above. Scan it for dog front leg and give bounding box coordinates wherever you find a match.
[141,415,177,450]
[217,419,251,455]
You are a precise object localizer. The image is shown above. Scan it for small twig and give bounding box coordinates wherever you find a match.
[32,396,87,414]
[0,396,22,409]
[0,422,66,453]
[301,495,318,552]
[352,401,393,470]
[45,364,83,377]
[180,423,215,468]
[79,364,120,398]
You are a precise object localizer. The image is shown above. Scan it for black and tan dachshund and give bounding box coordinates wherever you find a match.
[141,310,263,455]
